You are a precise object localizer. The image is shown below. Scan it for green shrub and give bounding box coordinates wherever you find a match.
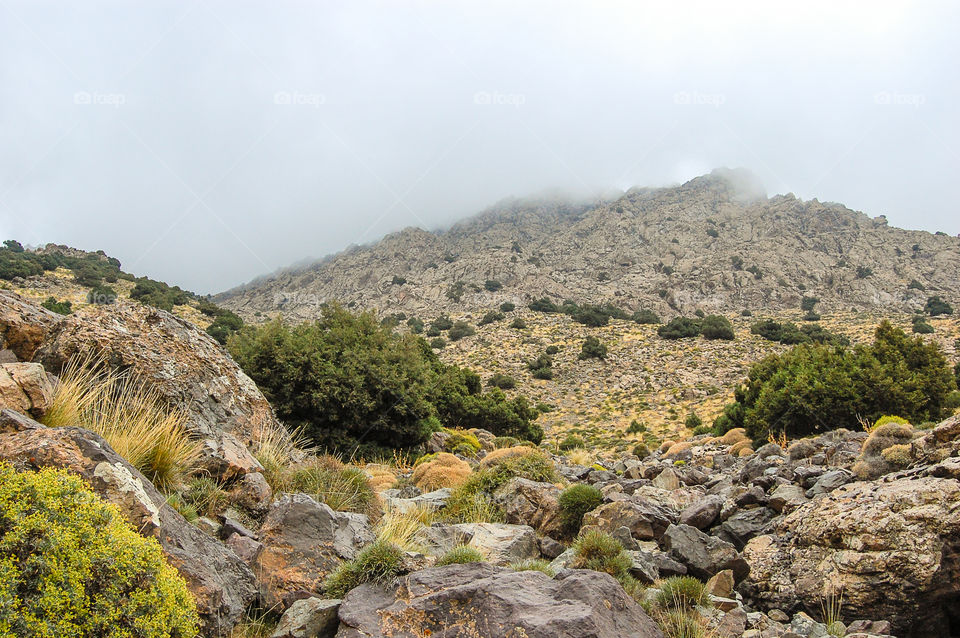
[429,337,447,349]
[632,309,661,324]
[431,316,454,331]
[627,420,646,434]
[391,275,407,285]
[443,451,556,523]
[87,283,117,305]
[658,317,701,339]
[684,412,702,429]
[908,279,925,291]
[700,315,734,340]
[573,305,610,327]
[40,296,72,315]
[205,309,243,345]
[435,544,485,566]
[731,256,744,270]
[925,295,953,316]
[692,425,713,436]
[558,434,585,451]
[500,301,516,312]
[528,297,559,313]
[510,559,555,576]
[406,317,424,334]
[632,443,651,458]
[706,228,719,238]
[510,317,527,329]
[289,463,379,517]
[129,278,192,311]
[0,463,199,637]
[484,280,503,292]
[571,530,633,586]
[578,336,607,360]
[654,576,708,611]
[447,321,476,341]
[324,540,404,598]
[746,265,763,279]
[801,296,819,312]
[487,373,516,389]
[558,484,603,536]
[856,266,873,279]
[478,311,504,326]
[545,345,560,355]
[715,321,955,440]
[912,318,934,334]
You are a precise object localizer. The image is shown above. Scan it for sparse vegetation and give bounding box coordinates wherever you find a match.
[558,484,603,536]
[40,296,72,314]
[435,544,485,566]
[324,540,405,598]
[578,335,608,360]
[658,317,701,339]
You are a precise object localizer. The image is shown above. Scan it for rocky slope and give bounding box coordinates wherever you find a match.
[217,169,960,321]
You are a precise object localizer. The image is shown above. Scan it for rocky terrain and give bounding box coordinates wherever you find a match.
[216,169,960,321]
[2,289,959,638]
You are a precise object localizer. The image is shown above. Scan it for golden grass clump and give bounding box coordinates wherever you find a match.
[728,439,753,456]
[478,445,538,467]
[375,503,436,552]
[42,355,201,490]
[737,446,754,457]
[720,428,749,446]
[412,452,472,491]
[365,463,398,492]
[853,422,916,479]
[658,440,676,454]
[250,415,313,490]
[664,441,692,458]
[565,448,593,466]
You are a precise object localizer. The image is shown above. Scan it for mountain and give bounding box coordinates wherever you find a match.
[219,168,960,321]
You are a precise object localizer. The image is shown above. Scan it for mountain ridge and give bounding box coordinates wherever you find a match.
[215,169,960,321]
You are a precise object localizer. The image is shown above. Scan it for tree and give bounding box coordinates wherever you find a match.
[714,321,955,440]
[632,309,660,324]
[572,305,609,327]
[528,297,558,313]
[700,315,734,340]
[578,336,607,360]
[447,321,476,341]
[800,296,819,312]
[926,295,954,316]
[500,302,516,312]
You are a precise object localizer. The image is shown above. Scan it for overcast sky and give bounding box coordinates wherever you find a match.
[1,1,957,294]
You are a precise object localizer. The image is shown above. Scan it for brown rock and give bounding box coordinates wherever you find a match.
[0,362,56,418]
[0,291,60,360]
[582,500,676,541]
[494,478,563,537]
[705,569,735,598]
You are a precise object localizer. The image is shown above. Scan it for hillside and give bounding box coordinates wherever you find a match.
[216,169,960,322]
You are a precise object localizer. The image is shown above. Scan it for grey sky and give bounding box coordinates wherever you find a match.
[1,1,957,294]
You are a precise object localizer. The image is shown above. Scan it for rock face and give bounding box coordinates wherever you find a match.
[33,300,275,480]
[0,362,56,417]
[216,169,960,320]
[0,410,257,636]
[582,500,676,541]
[254,493,375,609]
[0,291,60,361]
[743,469,960,637]
[335,563,665,638]
[271,597,341,638]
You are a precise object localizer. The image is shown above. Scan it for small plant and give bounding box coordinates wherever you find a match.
[478,310,505,326]
[500,301,516,312]
[545,345,560,355]
[376,504,435,552]
[700,315,734,340]
[484,279,503,292]
[429,337,447,349]
[324,540,404,598]
[627,420,647,434]
[558,484,603,536]
[654,576,708,611]
[510,317,527,329]
[435,544,485,566]
[558,434,585,450]
[684,412,702,429]
[632,309,661,324]
[289,459,380,518]
[412,452,472,491]
[447,321,476,341]
[820,588,845,637]
[391,275,407,285]
[40,296,72,315]
[767,430,789,449]
[510,559,556,576]
[658,317,701,339]
[487,373,516,389]
[692,425,713,436]
[632,443,651,458]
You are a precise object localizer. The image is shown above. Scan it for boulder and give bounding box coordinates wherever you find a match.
[254,493,375,609]
[714,507,776,551]
[271,597,341,638]
[0,362,56,418]
[33,301,276,480]
[0,291,60,360]
[679,494,723,529]
[804,468,853,497]
[743,471,960,637]
[651,467,681,490]
[768,483,808,514]
[582,500,676,541]
[705,569,735,598]
[335,563,665,638]
[0,410,257,635]
[383,487,452,513]
[494,478,563,536]
[661,523,749,581]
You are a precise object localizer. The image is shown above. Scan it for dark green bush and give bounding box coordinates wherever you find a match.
[632,443,651,458]
[684,412,702,429]
[532,368,553,380]
[229,306,542,454]
[391,275,407,285]
[86,283,117,305]
[573,305,609,327]
[926,296,953,316]
[558,434,585,450]
[801,296,819,312]
[558,484,603,536]
[632,309,661,324]
[40,296,72,315]
[706,228,719,238]
[407,317,424,333]
[731,256,744,270]
[714,321,955,440]
[908,279,925,291]
[747,265,763,279]
[658,317,701,339]
[500,301,516,312]
[205,309,243,345]
[429,337,446,349]
[478,311,504,326]
[529,297,559,313]
[484,280,502,292]
[912,318,934,333]
[856,266,873,279]
[578,336,607,360]
[129,278,192,311]
[447,321,476,341]
[700,315,734,340]
[627,420,646,434]
[487,373,516,389]
[431,316,454,331]
[510,317,527,329]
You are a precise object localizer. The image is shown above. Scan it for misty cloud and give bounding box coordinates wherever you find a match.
[0,1,957,293]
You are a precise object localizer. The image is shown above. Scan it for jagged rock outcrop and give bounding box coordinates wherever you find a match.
[0,362,56,417]
[33,300,275,480]
[742,465,960,637]
[217,170,960,320]
[0,410,257,636]
[0,290,60,360]
[335,563,665,638]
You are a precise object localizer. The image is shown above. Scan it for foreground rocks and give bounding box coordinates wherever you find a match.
[0,410,257,636]
[335,563,664,638]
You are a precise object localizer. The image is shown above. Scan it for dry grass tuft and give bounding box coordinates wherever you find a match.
[565,448,593,466]
[478,445,538,468]
[412,453,472,491]
[250,415,314,490]
[719,428,748,446]
[42,355,201,490]
[728,439,753,456]
[664,441,692,458]
[365,463,398,492]
[376,503,435,552]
